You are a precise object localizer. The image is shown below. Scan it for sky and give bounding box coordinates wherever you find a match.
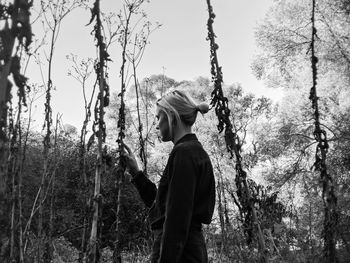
[26,0,282,130]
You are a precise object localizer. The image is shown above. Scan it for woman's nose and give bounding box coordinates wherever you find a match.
[154,117,160,130]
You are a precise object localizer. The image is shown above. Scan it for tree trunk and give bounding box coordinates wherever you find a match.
[37,166,47,263]
[88,157,102,263]
[217,176,226,256]
[309,1,338,261]
[18,148,24,263]
[222,182,231,230]
[10,155,16,262]
[113,175,124,263]
[79,142,89,262]
[214,152,226,256]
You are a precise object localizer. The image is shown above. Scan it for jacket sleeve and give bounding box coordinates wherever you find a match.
[158,149,196,263]
[131,171,157,208]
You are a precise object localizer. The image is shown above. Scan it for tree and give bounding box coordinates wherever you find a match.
[253,0,349,261]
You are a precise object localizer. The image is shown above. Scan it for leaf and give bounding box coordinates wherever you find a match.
[87,0,98,26]
[87,133,95,151]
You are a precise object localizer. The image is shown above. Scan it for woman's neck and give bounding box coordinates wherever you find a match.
[172,124,192,144]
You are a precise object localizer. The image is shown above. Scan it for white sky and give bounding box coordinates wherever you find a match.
[25,0,282,130]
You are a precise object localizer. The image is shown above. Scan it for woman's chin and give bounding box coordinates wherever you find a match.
[161,135,172,142]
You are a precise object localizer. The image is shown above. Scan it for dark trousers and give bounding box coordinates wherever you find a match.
[150,229,208,263]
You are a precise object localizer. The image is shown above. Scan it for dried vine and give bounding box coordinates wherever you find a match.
[205,0,269,262]
[132,49,147,174]
[16,92,25,263]
[309,1,338,261]
[0,1,32,262]
[36,1,82,261]
[113,2,132,261]
[134,77,147,171]
[67,54,95,262]
[0,0,32,192]
[112,2,150,262]
[86,0,110,262]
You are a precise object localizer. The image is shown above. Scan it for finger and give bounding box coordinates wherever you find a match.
[121,152,131,159]
[123,145,137,159]
[121,154,132,166]
[122,143,132,154]
[121,147,128,155]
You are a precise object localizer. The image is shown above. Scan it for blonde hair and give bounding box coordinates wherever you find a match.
[156,90,209,135]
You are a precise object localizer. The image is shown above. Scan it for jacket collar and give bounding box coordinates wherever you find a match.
[175,133,198,146]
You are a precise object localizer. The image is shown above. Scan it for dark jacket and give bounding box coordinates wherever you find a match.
[132,133,215,263]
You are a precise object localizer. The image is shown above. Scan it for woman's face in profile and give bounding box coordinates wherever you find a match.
[155,107,172,142]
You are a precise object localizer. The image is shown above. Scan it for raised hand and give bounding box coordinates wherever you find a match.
[121,143,141,177]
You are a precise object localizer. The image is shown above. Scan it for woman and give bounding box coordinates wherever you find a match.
[123,90,215,263]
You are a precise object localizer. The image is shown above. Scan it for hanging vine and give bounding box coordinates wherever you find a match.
[205,0,269,262]
[0,0,32,191]
[0,0,31,138]
[86,0,110,262]
[0,1,32,262]
[309,0,338,262]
